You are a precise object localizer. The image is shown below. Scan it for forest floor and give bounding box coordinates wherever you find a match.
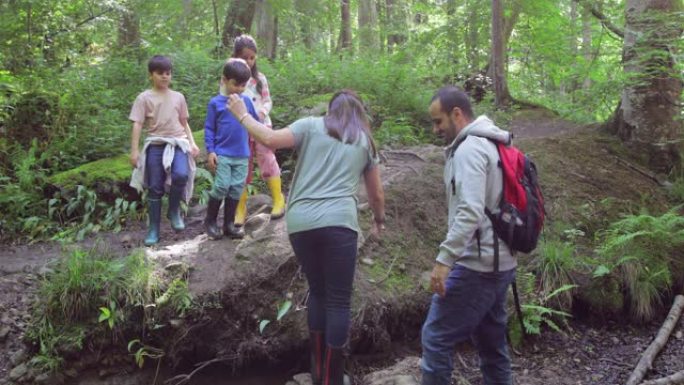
[1,107,683,385]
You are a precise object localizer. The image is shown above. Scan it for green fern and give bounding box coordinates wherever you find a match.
[597,209,684,321]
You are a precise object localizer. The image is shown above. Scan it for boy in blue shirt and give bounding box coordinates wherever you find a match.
[204,58,259,239]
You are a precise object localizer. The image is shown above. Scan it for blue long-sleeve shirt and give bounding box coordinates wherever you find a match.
[204,94,258,158]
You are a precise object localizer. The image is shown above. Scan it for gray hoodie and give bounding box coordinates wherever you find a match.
[436,115,516,272]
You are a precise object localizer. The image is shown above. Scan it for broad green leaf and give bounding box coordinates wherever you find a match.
[277,300,292,321]
[259,319,271,334]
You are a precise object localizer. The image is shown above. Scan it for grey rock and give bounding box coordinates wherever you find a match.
[37,265,55,276]
[10,349,27,366]
[169,319,184,328]
[292,373,313,385]
[244,213,271,235]
[34,372,66,385]
[363,357,421,385]
[361,258,375,266]
[76,370,154,385]
[9,363,27,381]
[247,193,272,211]
[0,325,10,340]
[368,375,420,385]
[164,261,189,275]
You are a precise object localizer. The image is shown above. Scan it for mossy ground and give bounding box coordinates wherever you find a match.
[48,130,206,189]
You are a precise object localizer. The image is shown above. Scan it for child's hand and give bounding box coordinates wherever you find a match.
[190,144,200,158]
[207,152,218,172]
[258,111,266,123]
[129,151,139,168]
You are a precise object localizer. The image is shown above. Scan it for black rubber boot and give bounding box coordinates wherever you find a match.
[223,198,244,239]
[310,331,325,385]
[167,185,185,231]
[204,197,222,240]
[323,346,350,385]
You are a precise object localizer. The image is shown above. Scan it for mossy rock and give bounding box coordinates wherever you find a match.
[48,130,206,201]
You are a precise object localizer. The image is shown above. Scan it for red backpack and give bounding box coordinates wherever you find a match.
[485,140,545,255]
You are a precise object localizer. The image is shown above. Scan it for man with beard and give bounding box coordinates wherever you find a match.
[420,86,516,385]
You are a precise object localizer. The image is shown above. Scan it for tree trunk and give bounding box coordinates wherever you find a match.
[465,0,483,72]
[117,7,141,52]
[485,0,521,79]
[491,0,512,107]
[179,0,192,35]
[608,0,683,173]
[564,0,579,95]
[295,0,315,49]
[338,0,352,52]
[359,0,380,51]
[581,5,592,89]
[221,0,256,50]
[385,0,407,52]
[254,0,277,59]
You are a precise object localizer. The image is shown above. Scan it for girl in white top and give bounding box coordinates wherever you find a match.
[230,34,285,225]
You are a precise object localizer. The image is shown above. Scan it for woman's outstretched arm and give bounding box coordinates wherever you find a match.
[227,94,295,150]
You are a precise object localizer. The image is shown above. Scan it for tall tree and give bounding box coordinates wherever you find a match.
[464,0,486,72]
[485,0,521,77]
[385,0,407,52]
[564,0,579,95]
[358,0,380,51]
[581,4,592,89]
[221,0,256,50]
[338,0,352,52]
[254,0,278,59]
[295,0,315,49]
[491,0,512,107]
[117,6,141,52]
[608,0,683,173]
[178,0,192,35]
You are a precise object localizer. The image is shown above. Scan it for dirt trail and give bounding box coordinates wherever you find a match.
[1,108,682,385]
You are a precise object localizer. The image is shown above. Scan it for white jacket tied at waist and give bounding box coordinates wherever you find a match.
[130,136,196,202]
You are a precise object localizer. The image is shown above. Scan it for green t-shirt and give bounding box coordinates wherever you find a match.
[286,117,378,235]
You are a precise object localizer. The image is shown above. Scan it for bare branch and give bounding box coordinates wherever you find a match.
[572,0,624,38]
[626,295,684,385]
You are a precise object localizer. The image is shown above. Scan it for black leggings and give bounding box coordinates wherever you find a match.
[289,226,358,347]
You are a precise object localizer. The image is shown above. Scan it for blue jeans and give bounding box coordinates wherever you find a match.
[145,145,189,199]
[289,226,358,348]
[421,265,516,385]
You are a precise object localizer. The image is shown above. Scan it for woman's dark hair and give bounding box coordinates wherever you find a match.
[431,85,474,118]
[232,34,263,94]
[148,55,172,74]
[222,58,252,84]
[324,90,377,157]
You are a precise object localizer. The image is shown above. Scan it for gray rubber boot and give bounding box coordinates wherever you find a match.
[167,185,185,231]
[144,198,162,246]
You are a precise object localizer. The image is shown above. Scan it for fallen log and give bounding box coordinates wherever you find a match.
[626,295,684,385]
[639,370,684,385]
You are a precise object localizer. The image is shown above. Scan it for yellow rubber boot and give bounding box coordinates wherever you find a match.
[267,176,286,219]
[234,189,248,227]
